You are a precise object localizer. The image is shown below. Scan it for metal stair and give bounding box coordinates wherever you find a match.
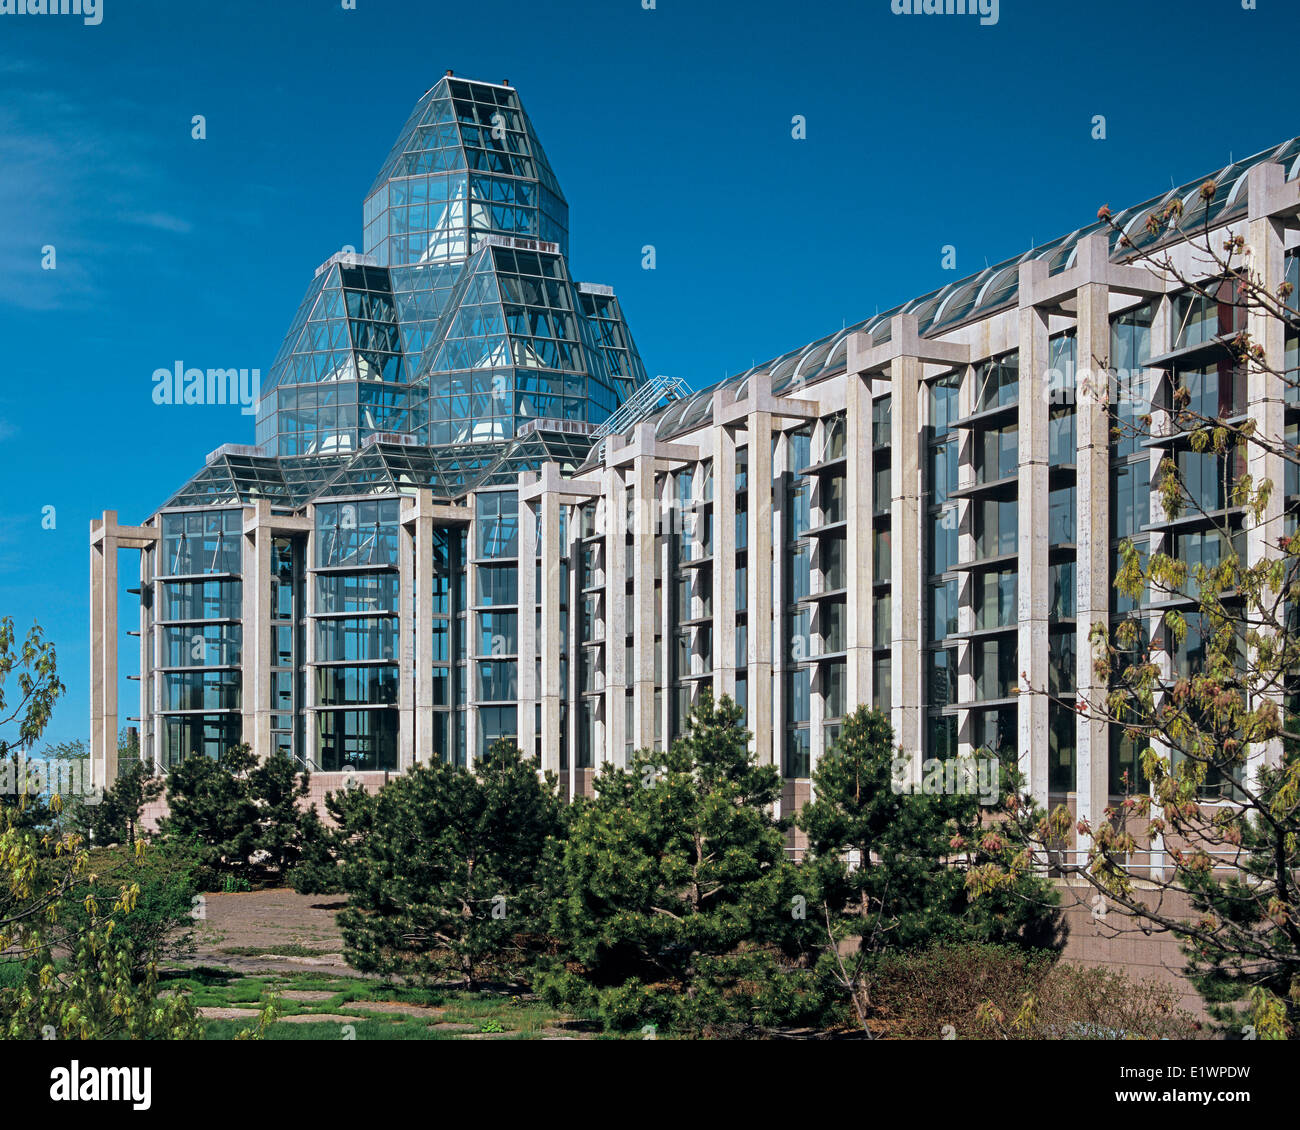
[589,374,691,462]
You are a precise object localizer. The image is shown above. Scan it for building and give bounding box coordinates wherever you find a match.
[89,75,655,789]
[91,94,1300,861]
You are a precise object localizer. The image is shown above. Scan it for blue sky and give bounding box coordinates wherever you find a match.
[0,0,1294,748]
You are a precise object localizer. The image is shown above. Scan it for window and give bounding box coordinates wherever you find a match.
[1049,562,1076,620]
[931,372,961,434]
[1177,448,1240,514]
[1171,280,1246,350]
[873,594,891,648]
[976,499,1017,559]
[1111,304,1154,458]
[318,709,397,772]
[873,528,892,580]
[873,656,891,710]
[316,500,400,568]
[1049,486,1076,545]
[1112,462,1150,538]
[975,569,1017,630]
[475,566,518,607]
[929,510,958,575]
[1049,408,1075,466]
[974,353,1019,412]
[162,510,243,577]
[475,491,519,558]
[1049,630,1077,697]
[929,579,958,642]
[316,618,398,663]
[977,424,1018,483]
[316,665,398,706]
[928,715,958,759]
[1174,529,1243,599]
[927,648,957,709]
[929,437,957,504]
[1049,703,1076,793]
[315,572,399,615]
[1175,361,1244,421]
[161,580,242,622]
[975,637,1017,701]
[872,395,892,446]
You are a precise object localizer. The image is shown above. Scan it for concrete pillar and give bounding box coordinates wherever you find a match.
[1145,294,1173,880]
[1017,302,1052,806]
[241,502,274,763]
[845,374,873,708]
[397,505,416,770]
[747,412,775,767]
[1076,282,1113,849]
[604,467,629,766]
[631,455,657,750]
[713,426,738,703]
[89,518,116,788]
[889,357,923,763]
[304,506,321,771]
[565,507,582,791]
[1246,162,1289,782]
[540,490,563,776]
[517,496,538,761]
[413,492,436,764]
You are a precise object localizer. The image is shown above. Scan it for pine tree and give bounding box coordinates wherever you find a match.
[538,692,821,1035]
[797,707,1062,1031]
[335,740,562,990]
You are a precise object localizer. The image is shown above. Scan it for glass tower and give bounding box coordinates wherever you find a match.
[253,75,645,466]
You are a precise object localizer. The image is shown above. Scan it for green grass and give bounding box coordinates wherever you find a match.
[159,968,607,1040]
[216,944,338,958]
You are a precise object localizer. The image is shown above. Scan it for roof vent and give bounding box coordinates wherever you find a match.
[206,443,264,464]
[361,432,421,449]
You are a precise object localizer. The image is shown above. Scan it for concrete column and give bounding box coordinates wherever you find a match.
[771,432,788,772]
[142,543,160,771]
[631,455,657,750]
[713,426,738,703]
[1076,282,1112,848]
[413,493,436,764]
[889,357,923,764]
[1146,295,1173,880]
[566,507,582,791]
[463,514,479,773]
[241,502,274,763]
[397,507,416,771]
[138,546,151,770]
[846,375,872,708]
[89,519,116,788]
[89,511,158,786]
[658,503,673,748]
[539,490,563,776]
[304,507,321,771]
[604,468,629,766]
[517,496,538,761]
[747,412,775,767]
[1017,304,1052,806]
[1246,162,1289,781]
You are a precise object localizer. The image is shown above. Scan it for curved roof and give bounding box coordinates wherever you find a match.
[615,134,1300,448]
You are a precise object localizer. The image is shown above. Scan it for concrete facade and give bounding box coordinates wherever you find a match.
[91,141,1300,870]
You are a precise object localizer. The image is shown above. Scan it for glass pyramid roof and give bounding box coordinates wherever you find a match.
[248,74,647,474]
